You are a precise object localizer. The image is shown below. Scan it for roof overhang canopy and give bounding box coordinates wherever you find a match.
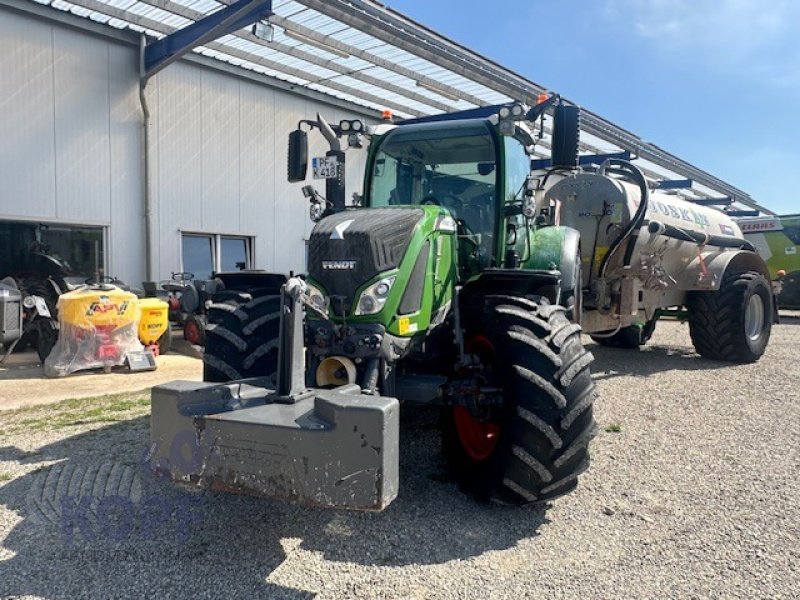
[20,0,772,214]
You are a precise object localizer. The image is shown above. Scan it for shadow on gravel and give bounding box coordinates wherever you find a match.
[588,342,731,380]
[0,408,547,599]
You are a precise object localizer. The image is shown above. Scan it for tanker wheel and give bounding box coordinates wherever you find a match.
[203,290,281,383]
[591,319,657,349]
[688,270,772,362]
[443,295,598,504]
[183,316,205,346]
[157,325,173,355]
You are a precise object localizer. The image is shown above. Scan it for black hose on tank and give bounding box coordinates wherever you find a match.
[647,221,756,252]
[598,160,650,278]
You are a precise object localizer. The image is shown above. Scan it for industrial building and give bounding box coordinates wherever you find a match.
[0,0,772,288]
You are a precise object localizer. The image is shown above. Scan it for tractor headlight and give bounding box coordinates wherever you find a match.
[305,282,328,314]
[354,276,396,316]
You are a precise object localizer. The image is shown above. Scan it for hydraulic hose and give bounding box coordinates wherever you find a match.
[598,159,650,278]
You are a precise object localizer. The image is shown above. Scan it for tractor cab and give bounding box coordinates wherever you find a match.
[365,119,531,280]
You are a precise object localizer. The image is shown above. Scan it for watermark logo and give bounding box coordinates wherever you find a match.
[27,435,206,546]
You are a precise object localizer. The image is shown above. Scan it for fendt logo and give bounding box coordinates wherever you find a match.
[322,260,356,270]
[331,219,355,240]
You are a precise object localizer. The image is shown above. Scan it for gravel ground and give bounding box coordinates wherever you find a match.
[0,317,798,599]
[0,342,202,410]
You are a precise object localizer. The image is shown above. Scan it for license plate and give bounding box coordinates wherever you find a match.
[312,156,339,179]
[33,296,51,318]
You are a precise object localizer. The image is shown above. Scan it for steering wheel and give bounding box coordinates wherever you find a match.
[171,272,194,282]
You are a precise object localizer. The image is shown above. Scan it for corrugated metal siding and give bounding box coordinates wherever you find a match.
[272,93,318,273]
[239,80,276,271]
[151,64,372,276]
[200,69,239,233]
[153,61,203,270]
[0,9,57,218]
[1,7,375,284]
[107,42,145,285]
[52,26,111,223]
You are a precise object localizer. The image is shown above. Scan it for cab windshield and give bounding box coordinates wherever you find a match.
[368,123,498,265]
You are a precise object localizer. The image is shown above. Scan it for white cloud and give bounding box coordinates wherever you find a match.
[594,0,800,87]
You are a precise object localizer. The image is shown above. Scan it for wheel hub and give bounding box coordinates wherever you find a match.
[453,407,500,461]
[184,320,201,345]
[453,335,501,461]
[745,294,765,342]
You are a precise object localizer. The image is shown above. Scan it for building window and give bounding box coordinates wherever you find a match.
[220,236,249,272]
[181,233,252,279]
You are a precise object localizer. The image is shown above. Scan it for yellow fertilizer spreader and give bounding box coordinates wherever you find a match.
[44,284,170,377]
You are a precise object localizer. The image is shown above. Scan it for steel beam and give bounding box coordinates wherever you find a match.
[213,0,490,107]
[654,179,693,190]
[67,0,424,116]
[725,209,761,217]
[262,15,490,108]
[141,0,450,113]
[690,197,733,207]
[144,0,273,79]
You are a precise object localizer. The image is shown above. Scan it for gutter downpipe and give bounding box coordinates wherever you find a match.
[139,34,154,282]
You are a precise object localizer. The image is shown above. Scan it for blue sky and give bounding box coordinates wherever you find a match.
[386,0,799,215]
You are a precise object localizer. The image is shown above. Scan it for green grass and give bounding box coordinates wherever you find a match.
[0,472,12,482]
[0,390,151,437]
[605,422,622,433]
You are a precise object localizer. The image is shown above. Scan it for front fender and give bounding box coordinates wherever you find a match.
[523,226,581,291]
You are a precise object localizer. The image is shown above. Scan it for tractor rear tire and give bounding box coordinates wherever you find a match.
[591,319,656,349]
[203,291,281,383]
[444,296,597,505]
[688,270,772,362]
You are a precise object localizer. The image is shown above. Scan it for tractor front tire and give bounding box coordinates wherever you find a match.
[688,270,772,362]
[203,291,281,383]
[444,296,597,505]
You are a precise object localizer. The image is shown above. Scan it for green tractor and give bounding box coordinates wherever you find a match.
[150,96,596,510]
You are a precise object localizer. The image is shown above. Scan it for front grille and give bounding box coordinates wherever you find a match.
[1,299,22,343]
[308,208,423,310]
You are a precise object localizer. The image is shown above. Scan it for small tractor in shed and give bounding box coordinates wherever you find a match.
[150,95,772,511]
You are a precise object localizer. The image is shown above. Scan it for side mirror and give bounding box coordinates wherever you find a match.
[551,104,580,168]
[287,129,308,182]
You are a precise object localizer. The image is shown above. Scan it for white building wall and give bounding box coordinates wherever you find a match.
[0,6,373,285]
